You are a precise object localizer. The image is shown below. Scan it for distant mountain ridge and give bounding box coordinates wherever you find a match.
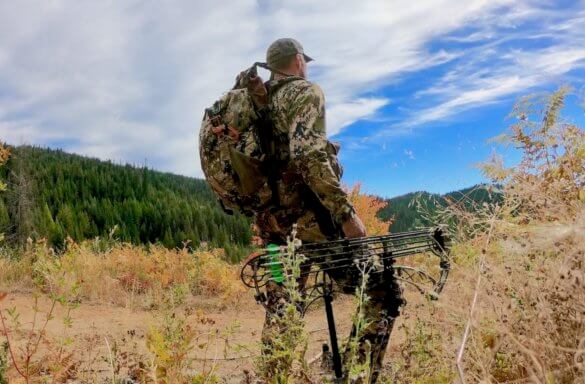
[379,184,500,232]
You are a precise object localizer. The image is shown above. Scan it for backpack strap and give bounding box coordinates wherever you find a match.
[234,63,307,213]
[255,62,296,78]
[260,74,313,215]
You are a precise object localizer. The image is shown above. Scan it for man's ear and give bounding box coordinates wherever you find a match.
[295,53,303,71]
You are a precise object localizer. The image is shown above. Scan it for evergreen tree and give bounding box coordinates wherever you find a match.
[162,226,175,249]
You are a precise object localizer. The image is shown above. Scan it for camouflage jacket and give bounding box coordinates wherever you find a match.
[254,77,356,243]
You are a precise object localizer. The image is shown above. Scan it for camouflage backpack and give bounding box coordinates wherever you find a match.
[199,63,276,216]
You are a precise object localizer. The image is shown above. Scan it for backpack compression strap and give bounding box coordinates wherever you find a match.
[255,62,296,77]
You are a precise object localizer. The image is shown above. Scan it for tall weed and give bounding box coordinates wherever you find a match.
[385,87,584,383]
[254,227,309,383]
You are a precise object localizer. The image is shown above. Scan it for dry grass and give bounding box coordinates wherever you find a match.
[1,240,245,310]
[0,240,248,383]
[384,207,584,383]
[381,86,585,383]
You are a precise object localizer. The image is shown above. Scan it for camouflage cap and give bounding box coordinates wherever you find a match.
[266,38,314,68]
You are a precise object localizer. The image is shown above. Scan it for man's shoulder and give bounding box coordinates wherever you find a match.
[271,78,323,99]
[285,79,323,97]
[276,80,324,112]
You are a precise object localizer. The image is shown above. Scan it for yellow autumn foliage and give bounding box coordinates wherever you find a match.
[1,239,245,309]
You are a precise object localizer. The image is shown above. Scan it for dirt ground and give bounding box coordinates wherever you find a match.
[3,290,419,383]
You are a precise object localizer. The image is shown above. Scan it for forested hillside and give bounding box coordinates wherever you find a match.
[381,185,500,232]
[0,146,253,261]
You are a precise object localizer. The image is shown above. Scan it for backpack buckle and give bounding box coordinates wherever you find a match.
[209,115,223,127]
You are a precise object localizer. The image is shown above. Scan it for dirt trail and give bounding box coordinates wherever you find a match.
[5,292,398,383]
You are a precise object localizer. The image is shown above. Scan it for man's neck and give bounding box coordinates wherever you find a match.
[274,73,292,80]
[273,70,301,80]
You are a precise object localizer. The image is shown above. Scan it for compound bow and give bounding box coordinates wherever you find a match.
[240,227,451,381]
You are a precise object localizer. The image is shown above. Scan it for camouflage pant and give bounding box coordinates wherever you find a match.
[261,251,404,383]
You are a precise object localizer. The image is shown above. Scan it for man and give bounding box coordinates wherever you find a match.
[256,38,403,383]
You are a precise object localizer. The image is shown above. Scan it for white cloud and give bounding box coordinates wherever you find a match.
[508,47,585,75]
[402,50,585,129]
[327,98,389,136]
[0,0,261,176]
[3,0,581,177]
[391,8,585,132]
[403,76,528,128]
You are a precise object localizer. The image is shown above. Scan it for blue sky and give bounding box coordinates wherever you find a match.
[1,0,584,198]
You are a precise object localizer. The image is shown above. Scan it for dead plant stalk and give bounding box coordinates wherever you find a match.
[456,213,497,383]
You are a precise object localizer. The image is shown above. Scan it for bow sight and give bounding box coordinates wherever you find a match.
[240,227,451,381]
